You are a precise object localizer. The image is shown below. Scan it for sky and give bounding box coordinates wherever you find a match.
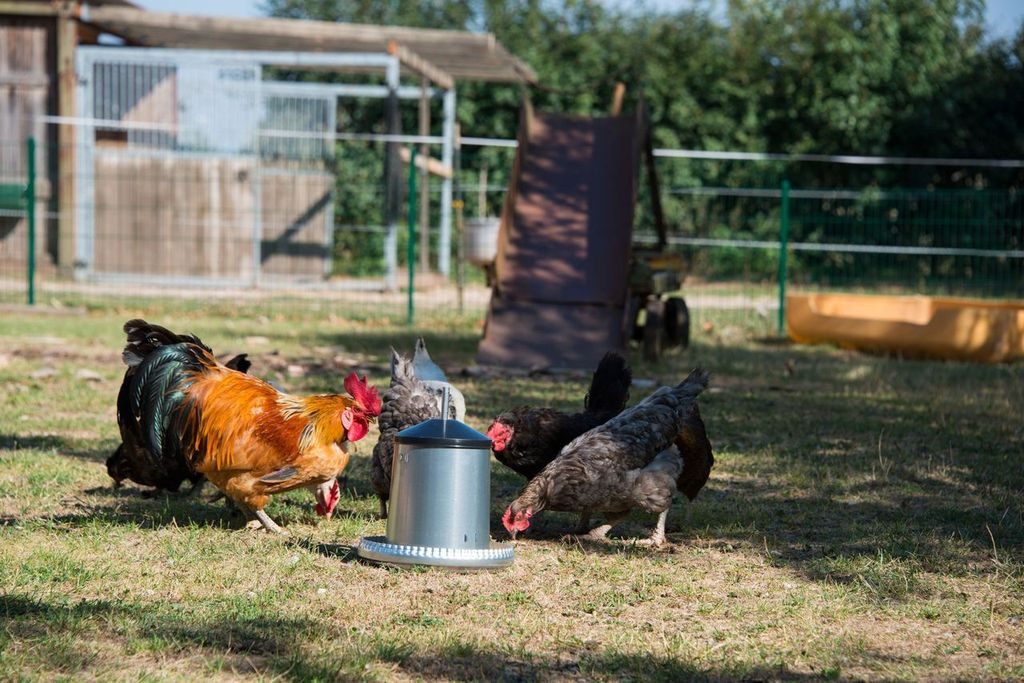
[132,0,1024,41]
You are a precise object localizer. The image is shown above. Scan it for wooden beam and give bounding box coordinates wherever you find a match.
[81,6,535,83]
[610,82,626,116]
[387,41,454,90]
[56,0,77,277]
[400,146,452,179]
[418,76,431,272]
[85,7,500,50]
[0,1,58,16]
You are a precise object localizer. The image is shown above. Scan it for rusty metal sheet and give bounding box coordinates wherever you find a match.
[477,294,627,370]
[494,111,638,306]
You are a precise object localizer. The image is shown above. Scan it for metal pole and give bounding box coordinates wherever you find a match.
[454,124,465,314]
[418,77,430,273]
[777,179,790,335]
[407,147,418,325]
[384,57,401,290]
[251,65,264,288]
[26,137,36,306]
[438,88,456,276]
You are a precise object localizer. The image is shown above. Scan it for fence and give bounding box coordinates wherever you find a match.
[0,130,498,327]
[2,134,1022,339]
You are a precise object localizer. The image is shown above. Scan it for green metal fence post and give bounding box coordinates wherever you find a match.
[777,179,790,335]
[26,137,36,306]
[407,147,418,325]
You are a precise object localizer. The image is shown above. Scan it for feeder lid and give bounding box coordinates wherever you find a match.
[396,418,491,449]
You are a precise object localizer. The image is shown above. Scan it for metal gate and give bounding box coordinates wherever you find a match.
[74,47,341,288]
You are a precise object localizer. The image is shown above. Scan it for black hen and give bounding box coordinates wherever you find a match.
[107,319,250,493]
[485,352,632,480]
[370,348,456,518]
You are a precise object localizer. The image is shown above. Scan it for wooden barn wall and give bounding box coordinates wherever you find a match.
[260,168,332,278]
[92,154,331,280]
[0,16,53,176]
[0,15,56,276]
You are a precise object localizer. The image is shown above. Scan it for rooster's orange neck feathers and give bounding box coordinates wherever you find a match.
[278,394,356,452]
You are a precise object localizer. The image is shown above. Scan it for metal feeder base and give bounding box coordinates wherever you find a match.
[357,536,514,569]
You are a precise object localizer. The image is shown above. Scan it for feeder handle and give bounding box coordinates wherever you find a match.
[441,386,450,430]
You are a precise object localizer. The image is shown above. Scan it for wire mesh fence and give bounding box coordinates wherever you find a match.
[641,156,1024,337]
[2,133,1022,342]
[0,132,502,327]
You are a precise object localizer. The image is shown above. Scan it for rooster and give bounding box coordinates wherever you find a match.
[121,337,381,534]
[502,368,712,546]
[412,337,466,421]
[485,351,632,480]
[108,319,251,494]
[370,348,458,518]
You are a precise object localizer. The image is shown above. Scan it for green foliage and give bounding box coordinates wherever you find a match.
[259,0,1024,286]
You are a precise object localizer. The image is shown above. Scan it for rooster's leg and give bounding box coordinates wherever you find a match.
[186,479,206,497]
[253,509,287,535]
[235,502,287,535]
[378,499,388,519]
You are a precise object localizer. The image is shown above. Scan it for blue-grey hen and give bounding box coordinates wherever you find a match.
[370,348,458,518]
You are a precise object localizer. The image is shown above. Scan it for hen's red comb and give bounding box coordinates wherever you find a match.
[344,372,382,416]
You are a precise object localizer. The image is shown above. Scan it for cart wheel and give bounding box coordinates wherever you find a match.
[625,295,645,342]
[643,298,666,361]
[664,296,690,349]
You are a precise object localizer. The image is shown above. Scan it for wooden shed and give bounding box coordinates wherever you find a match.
[0,1,534,286]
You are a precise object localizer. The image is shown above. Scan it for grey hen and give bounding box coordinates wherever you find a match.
[370,348,457,518]
[501,368,711,546]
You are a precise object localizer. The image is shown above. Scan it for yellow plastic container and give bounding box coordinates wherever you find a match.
[786,293,1024,363]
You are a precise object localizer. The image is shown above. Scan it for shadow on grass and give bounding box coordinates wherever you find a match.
[0,592,829,681]
[6,328,1023,592]
[484,340,1024,581]
[0,433,111,463]
[286,536,359,562]
[8,487,335,533]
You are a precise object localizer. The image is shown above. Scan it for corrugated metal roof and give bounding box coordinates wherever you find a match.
[80,6,536,84]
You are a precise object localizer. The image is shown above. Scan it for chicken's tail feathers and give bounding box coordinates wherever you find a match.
[675,404,715,501]
[122,319,211,367]
[676,367,710,396]
[584,351,632,413]
[390,348,416,385]
[412,337,448,382]
[126,343,213,463]
[224,353,251,374]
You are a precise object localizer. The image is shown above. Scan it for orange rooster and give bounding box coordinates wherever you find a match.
[122,337,381,534]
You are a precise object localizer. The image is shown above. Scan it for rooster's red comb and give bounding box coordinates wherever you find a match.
[344,372,382,416]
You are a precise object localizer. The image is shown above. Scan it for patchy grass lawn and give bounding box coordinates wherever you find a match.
[0,308,1022,681]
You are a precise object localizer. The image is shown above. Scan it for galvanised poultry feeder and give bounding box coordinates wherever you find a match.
[358,390,514,569]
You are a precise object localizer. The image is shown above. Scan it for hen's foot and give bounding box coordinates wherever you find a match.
[631,532,668,547]
[560,524,615,544]
[631,509,671,547]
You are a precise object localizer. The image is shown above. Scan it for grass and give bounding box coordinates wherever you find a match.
[1,306,1022,681]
